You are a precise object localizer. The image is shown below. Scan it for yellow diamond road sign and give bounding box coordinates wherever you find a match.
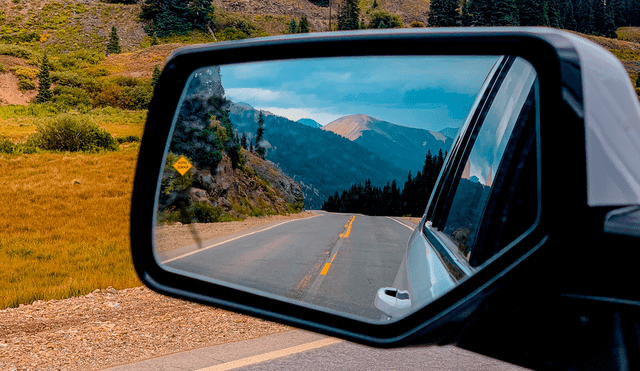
[173,156,192,176]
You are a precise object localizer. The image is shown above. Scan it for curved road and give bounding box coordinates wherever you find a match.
[159,212,413,320]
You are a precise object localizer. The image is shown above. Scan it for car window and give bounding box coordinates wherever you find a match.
[441,58,537,260]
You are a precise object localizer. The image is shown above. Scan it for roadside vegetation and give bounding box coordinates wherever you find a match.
[3,0,640,310]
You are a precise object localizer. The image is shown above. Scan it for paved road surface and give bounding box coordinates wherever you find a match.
[104,329,531,371]
[161,212,413,320]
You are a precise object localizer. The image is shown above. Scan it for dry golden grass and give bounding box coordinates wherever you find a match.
[0,109,146,142]
[617,27,640,44]
[100,44,184,78]
[0,146,141,309]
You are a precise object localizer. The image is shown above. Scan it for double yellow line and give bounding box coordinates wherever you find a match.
[339,215,355,238]
[320,216,356,276]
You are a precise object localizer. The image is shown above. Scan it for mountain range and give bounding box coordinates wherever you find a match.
[322,114,454,175]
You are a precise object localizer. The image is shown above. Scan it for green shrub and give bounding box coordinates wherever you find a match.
[188,202,222,223]
[51,71,90,87]
[218,27,248,41]
[0,63,7,73]
[0,137,16,154]
[410,20,425,27]
[53,86,92,108]
[368,9,403,29]
[116,135,141,144]
[0,137,39,154]
[55,50,105,70]
[31,115,118,152]
[0,44,40,64]
[18,78,35,91]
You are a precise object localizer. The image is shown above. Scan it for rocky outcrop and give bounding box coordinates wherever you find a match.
[188,150,304,218]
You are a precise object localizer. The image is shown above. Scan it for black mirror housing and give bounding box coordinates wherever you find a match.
[131,28,638,351]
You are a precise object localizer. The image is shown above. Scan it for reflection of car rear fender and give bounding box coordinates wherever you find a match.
[375,222,457,318]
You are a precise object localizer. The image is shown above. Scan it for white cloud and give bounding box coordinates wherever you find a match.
[225,88,294,103]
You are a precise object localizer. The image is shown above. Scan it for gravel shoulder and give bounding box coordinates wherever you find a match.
[0,213,328,371]
[0,286,292,371]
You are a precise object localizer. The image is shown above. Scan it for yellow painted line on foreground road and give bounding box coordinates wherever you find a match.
[195,337,343,371]
[319,251,339,275]
[339,216,356,238]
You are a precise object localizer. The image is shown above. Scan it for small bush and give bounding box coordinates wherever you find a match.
[368,9,403,29]
[0,138,16,154]
[51,71,90,88]
[55,50,105,70]
[116,135,141,144]
[31,115,118,152]
[410,20,425,27]
[53,86,92,108]
[18,78,35,91]
[218,27,248,41]
[188,202,222,223]
[0,44,40,64]
[11,66,38,80]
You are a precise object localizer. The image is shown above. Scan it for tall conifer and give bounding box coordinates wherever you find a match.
[337,0,360,30]
[36,51,53,103]
[106,25,122,55]
[429,0,459,27]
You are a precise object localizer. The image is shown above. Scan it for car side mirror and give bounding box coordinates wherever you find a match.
[131,29,640,348]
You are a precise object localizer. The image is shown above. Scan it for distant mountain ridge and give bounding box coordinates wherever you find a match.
[322,114,454,175]
[297,118,322,129]
[439,127,460,139]
[226,103,408,209]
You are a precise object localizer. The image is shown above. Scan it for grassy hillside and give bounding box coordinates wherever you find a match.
[2,0,640,310]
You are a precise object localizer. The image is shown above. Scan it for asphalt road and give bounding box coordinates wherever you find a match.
[106,329,531,371]
[162,212,413,320]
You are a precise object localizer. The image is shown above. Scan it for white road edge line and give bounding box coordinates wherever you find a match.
[194,337,343,371]
[385,217,417,231]
[161,214,321,264]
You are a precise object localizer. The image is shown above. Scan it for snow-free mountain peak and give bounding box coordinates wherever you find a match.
[322,114,382,140]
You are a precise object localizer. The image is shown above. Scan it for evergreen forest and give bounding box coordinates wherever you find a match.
[322,149,446,217]
[429,0,640,38]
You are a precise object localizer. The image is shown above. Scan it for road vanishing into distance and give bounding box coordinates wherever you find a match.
[159,211,414,320]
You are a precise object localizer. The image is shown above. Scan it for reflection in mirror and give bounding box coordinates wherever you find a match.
[153,56,535,322]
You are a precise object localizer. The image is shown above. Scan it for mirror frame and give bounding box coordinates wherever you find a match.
[131,28,584,347]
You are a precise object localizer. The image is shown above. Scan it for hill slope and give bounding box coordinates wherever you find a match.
[227,103,408,208]
[323,114,453,174]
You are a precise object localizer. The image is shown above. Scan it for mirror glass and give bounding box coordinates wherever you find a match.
[153,55,536,322]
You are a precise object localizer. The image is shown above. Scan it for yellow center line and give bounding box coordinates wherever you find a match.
[323,216,356,275]
[195,337,343,371]
[338,216,355,238]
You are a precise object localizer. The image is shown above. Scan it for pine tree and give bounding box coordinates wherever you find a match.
[491,0,519,25]
[36,51,53,103]
[288,18,298,34]
[106,25,122,55]
[255,111,266,159]
[602,6,619,38]
[547,0,561,28]
[459,0,473,26]
[240,132,248,150]
[429,0,460,27]
[337,0,360,30]
[468,0,491,26]
[561,0,578,30]
[297,15,311,33]
[372,0,379,9]
[518,0,547,26]
[150,32,159,46]
[151,65,161,87]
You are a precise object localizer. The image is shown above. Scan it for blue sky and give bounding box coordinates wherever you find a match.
[220,56,499,131]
